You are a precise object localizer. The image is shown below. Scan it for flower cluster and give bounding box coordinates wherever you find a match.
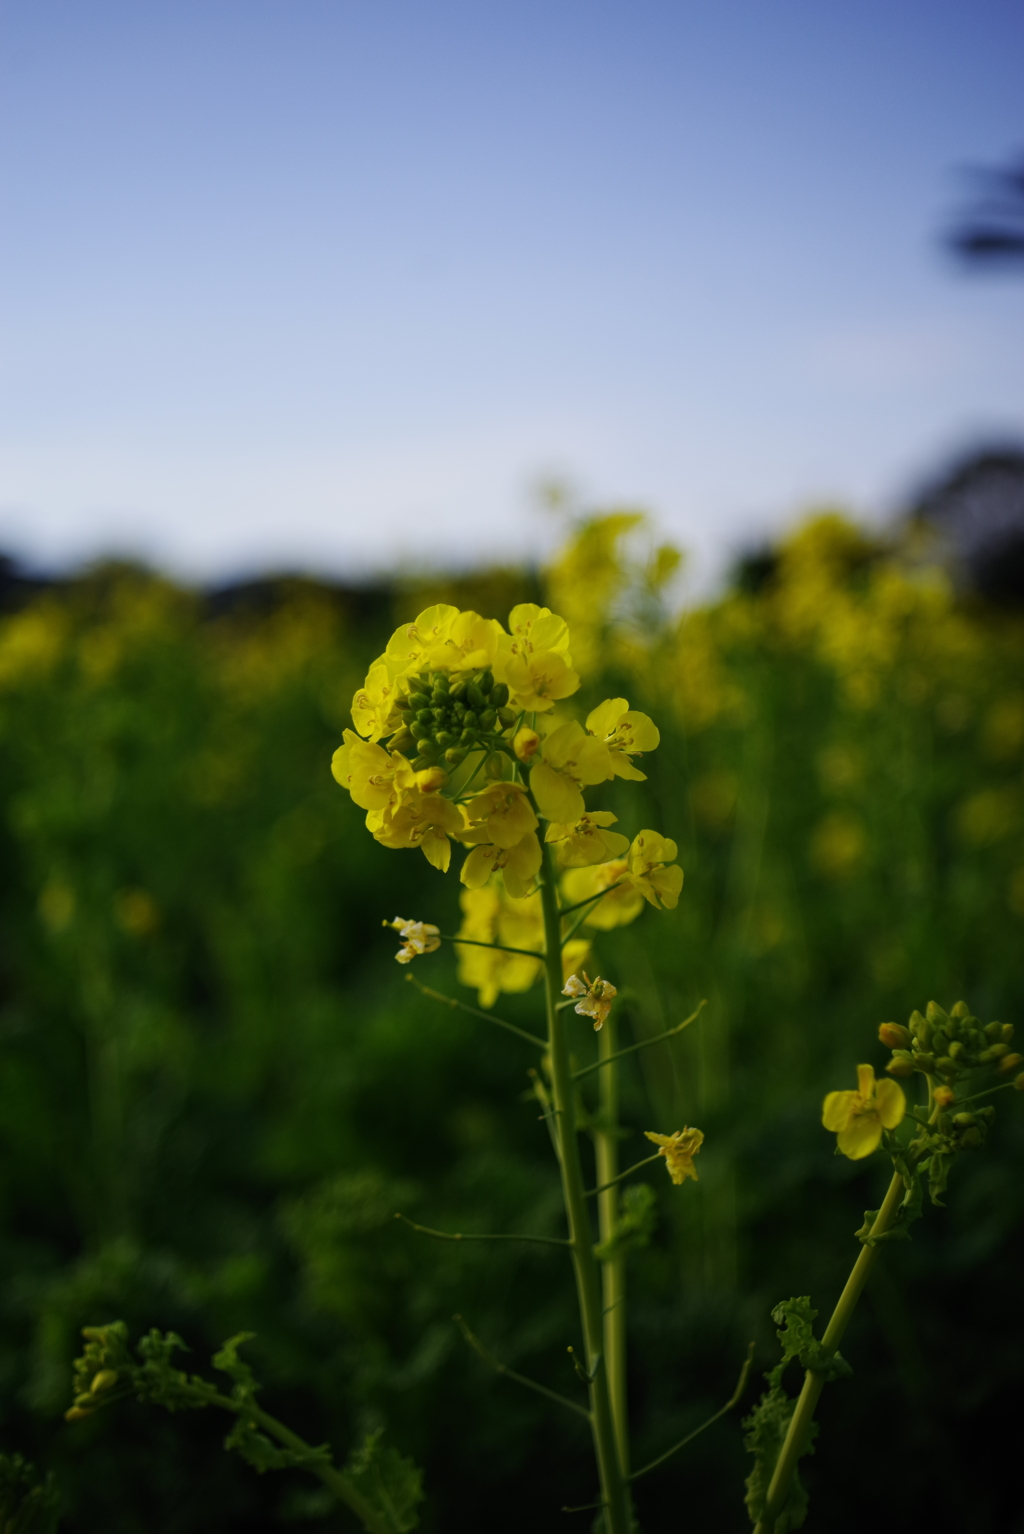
[880,999,1021,1086]
[332,602,683,1002]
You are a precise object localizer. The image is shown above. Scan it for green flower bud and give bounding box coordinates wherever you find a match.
[959,1127,984,1150]
[497,706,516,727]
[416,739,438,759]
[485,753,505,780]
[886,1052,916,1078]
[980,1043,1008,1063]
[435,731,456,750]
[951,1000,971,1019]
[914,1052,936,1072]
[490,682,510,708]
[935,1056,956,1076]
[879,1023,913,1049]
[1001,1023,1015,1044]
[978,1105,997,1121]
[466,682,486,711]
[997,1052,1023,1074]
[478,671,494,695]
[444,746,468,766]
[478,707,497,730]
[414,709,434,730]
[389,730,416,755]
[408,692,431,711]
[1015,1073,1024,1092]
[948,1040,963,1059]
[462,710,479,729]
[927,1001,949,1026]
[91,1369,119,1394]
[909,1009,928,1037]
[984,1020,1003,1041]
[952,1112,977,1129]
[460,728,476,745]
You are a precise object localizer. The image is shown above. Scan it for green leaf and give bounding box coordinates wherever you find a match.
[344,1431,425,1534]
[212,1333,260,1400]
[0,1454,60,1534]
[742,1384,813,1530]
[223,1416,331,1476]
[593,1183,657,1261]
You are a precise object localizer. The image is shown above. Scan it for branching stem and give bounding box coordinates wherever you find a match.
[394,1213,568,1248]
[572,1002,707,1080]
[404,972,545,1049]
[454,1315,592,1422]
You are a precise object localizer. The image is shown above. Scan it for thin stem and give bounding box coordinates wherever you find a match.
[439,934,543,959]
[752,1170,905,1534]
[573,1002,707,1081]
[595,1012,630,1475]
[628,1344,754,1482]
[455,1315,592,1422]
[586,1154,661,1199]
[558,882,625,920]
[404,973,546,1049]
[191,1388,395,1534]
[533,813,632,1534]
[394,1213,569,1248]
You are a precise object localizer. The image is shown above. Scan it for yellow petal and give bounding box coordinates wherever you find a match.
[822,1090,856,1131]
[531,761,585,822]
[875,1078,906,1130]
[837,1116,883,1160]
[856,1063,876,1099]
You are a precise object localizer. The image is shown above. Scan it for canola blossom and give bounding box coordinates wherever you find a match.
[562,972,617,1030]
[822,1063,906,1160]
[331,601,683,1006]
[385,917,442,965]
[644,1127,705,1184]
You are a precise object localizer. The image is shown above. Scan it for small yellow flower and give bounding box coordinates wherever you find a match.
[530,720,614,822]
[384,917,442,965]
[351,662,405,742]
[545,811,630,868]
[932,1084,956,1109]
[383,605,502,681]
[586,698,660,781]
[460,782,538,848]
[369,776,466,871]
[645,1127,704,1184]
[562,971,617,1029]
[626,830,684,910]
[461,831,543,899]
[495,604,581,711]
[822,1064,906,1160]
[331,731,401,810]
[561,860,645,929]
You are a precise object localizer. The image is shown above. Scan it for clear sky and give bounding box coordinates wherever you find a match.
[1,0,1022,588]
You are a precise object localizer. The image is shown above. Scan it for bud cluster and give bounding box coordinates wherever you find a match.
[387,667,517,771]
[881,1000,1021,1086]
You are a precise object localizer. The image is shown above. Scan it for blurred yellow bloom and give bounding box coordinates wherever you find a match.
[644,1127,704,1184]
[461,831,542,899]
[456,883,589,1006]
[562,971,617,1029]
[514,726,541,762]
[561,860,645,929]
[626,830,684,909]
[384,917,441,964]
[460,782,538,848]
[822,1064,905,1160]
[530,720,614,822]
[586,697,660,781]
[545,811,630,868]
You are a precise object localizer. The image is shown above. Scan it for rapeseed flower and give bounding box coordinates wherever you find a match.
[645,1128,704,1184]
[561,860,645,929]
[822,1064,906,1160]
[460,782,538,848]
[562,972,617,1029]
[545,812,630,868]
[530,720,614,822]
[626,831,684,909]
[585,698,660,781]
[385,917,441,964]
[461,832,542,899]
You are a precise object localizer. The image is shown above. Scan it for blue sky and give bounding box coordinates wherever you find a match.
[1,0,1022,588]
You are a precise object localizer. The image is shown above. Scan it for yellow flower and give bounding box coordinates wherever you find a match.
[382,605,503,682]
[384,917,441,964]
[514,727,541,762]
[459,782,538,848]
[822,1064,906,1160]
[626,830,684,909]
[562,971,617,1029]
[545,811,630,868]
[495,603,581,711]
[644,1128,704,1184]
[455,884,589,1007]
[585,698,660,781]
[351,661,405,742]
[369,769,466,871]
[461,832,543,899]
[561,860,645,929]
[530,720,614,822]
[332,731,402,810]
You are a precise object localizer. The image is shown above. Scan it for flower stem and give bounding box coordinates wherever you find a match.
[752,1169,905,1534]
[536,833,631,1534]
[595,1012,630,1476]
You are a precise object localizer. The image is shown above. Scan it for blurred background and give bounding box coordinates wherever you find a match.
[1,3,1023,1532]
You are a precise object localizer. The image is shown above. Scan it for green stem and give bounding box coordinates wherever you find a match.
[535,828,631,1534]
[404,973,546,1049]
[572,1001,707,1080]
[394,1213,569,1247]
[558,882,625,920]
[752,1169,905,1534]
[595,1012,630,1476]
[201,1389,394,1534]
[586,1153,661,1199]
[440,935,543,959]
